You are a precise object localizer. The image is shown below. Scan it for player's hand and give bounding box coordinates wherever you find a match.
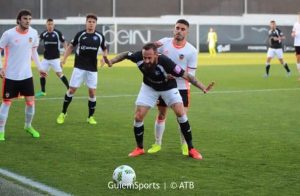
[103,56,112,67]
[39,70,48,78]
[203,81,215,94]
[154,42,163,48]
[166,74,175,80]
[0,68,5,79]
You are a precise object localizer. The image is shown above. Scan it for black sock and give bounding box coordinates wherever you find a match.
[88,100,96,117]
[179,120,194,150]
[60,75,69,89]
[266,64,271,75]
[40,77,46,92]
[62,93,73,114]
[284,63,290,73]
[134,125,144,149]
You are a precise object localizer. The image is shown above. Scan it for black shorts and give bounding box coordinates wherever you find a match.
[157,89,190,107]
[2,77,34,99]
[295,46,300,55]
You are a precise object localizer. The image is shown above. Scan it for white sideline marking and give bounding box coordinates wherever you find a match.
[34,87,300,101]
[0,168,72,196]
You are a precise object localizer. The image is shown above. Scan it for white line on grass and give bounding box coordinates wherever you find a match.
[0,168,72,196]
[33,87,300,101]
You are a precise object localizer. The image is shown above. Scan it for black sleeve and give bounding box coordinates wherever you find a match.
[71,31,81,47]
[39,32,44,40]
[125,51,142,63]
[57,30,65,43]
[100,33,107,51]
[159,54,184,77]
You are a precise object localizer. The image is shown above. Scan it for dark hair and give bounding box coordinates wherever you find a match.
[270,20,276,24]
[86,13,97,21]
[142,42,158,52]
[47,18,54,22]
[176,19,189,28]
[16,9,32,24]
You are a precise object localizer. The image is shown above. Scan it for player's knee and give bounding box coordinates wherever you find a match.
[177,114,188,123]
[133,120,144,127]
[26,100,35,106]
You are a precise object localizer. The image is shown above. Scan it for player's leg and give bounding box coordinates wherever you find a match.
[22,78,40,138]
[35,59,49,97]
[0,100,12,141]
[53,59,69,89]
[87,88,97,124]
[277,49,291,76]
[147,97,167,154]
[129,84,158,157]
[265,48,274,77]
[86,71,98,124]
[0,78,19,140]
[170,102,202,160]
[57,68,82,124]
[295,47,300,80]
[163,88,202,159]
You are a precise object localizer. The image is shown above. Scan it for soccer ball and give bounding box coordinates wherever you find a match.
[112,165,136,188]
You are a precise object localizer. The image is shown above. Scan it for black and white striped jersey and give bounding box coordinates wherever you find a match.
[71,30,107,72]
[40,29,65,59]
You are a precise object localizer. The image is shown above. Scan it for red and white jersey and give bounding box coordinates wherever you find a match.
[157,37,197,90]
[292,22,300,46]
[0,26,39,80]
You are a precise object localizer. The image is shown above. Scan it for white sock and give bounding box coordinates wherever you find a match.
[25,104,35,128]
[177,125,187,145]
[154,119,165,145]
[0,103,11,132]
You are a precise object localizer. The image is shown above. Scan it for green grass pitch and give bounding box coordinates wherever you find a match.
[0,53,299,195]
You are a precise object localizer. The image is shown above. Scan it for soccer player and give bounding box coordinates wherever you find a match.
[0,9,47,141]
[35,18,69,97]
[109,43,214,160]
[147,19,199,156]
[56,13,109,125]
[265,20,291,77]
[291,12,300,80]
[207,27,218,56]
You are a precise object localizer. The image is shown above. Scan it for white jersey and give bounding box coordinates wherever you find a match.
[292,22,300,46]
[0,26,39,80]
[157,37,198,90]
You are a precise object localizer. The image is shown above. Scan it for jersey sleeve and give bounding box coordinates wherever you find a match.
[39,32,44,40]
[156,37,167,53]
[0,31,9,49]
[57,30,65,43]
[187,49,198,76]
[100,34,107,51]
[125,51,142,63]
[160,55,184,77]
[71,32,80,47]
[33,30,39,48]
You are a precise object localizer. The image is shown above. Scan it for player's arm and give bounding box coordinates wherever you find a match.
[181,71,215,94]
[0,48,4,78]
[32,47,48,77]
[109,51,130,65]
[61,43,74,65]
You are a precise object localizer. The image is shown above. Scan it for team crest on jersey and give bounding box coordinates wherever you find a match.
[29,37,33,43]
[52,34,55,37]
[93,36,98,40]
[179,54,184,60]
